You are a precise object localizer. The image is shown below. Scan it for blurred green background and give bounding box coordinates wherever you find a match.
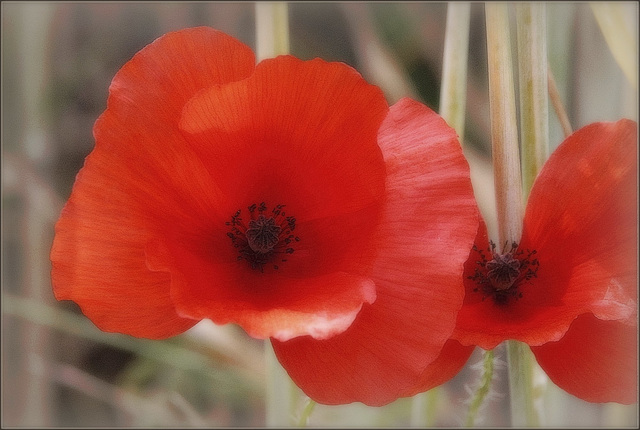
[1,2,637,427]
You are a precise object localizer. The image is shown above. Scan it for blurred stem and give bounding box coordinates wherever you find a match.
[410,387,439,427]
[465,349,494,427]
[439,2,471,141]
[485,4,538,427]
[255,4,297,426]
[547,66,573,138]
[506,342,539,427]
[265,341,297,426]
[516,2,549,198]
[297,398,316,427]
[255,2,290,61]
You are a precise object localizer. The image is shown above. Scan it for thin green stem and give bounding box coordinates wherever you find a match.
[465,349,495,427]
[547,66,573,138]
[516,2,549,198]
[439,2,471,141]
[297,398,316,427]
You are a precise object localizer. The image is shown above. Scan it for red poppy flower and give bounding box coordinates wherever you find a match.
[453,120,638,404]
[50,27,481,406]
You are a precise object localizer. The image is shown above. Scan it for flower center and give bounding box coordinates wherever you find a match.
[469,241,539,305]
[226,202,300,271]
[246,215,281,253]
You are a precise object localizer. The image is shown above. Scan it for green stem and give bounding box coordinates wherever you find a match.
[439,2,471,141]
[512,5,548,426]
[506,341,539,427]
[516,2,549,199]
[297,398,316,427]
[465,349,495,427]
[410,387,439,427]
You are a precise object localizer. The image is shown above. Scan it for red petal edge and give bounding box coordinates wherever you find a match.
[532,313,638,404]
[50,27,256,338]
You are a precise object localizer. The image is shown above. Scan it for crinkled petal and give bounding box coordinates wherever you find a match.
[455,120,638,349]
[50,27,256,338]
[146,238,377,341]
[272,98,480,406]
[531,313,638,404]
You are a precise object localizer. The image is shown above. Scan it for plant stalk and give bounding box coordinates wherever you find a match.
[255,2,290,61]
[516,2,549,198]
[439,2,472,141]
[485,2,523,245]
[485,3,540,427]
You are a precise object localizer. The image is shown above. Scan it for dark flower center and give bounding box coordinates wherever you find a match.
[226,202,300,272]
[246,215,281,253]
[469,241,539,305]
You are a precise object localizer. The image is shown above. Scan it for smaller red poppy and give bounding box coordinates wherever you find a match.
[452,119,638,404]
[50,27,481,406]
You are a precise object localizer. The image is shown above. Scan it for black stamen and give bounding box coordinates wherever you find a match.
[469,240,539,305]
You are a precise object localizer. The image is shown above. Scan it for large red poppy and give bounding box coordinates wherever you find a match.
[50,27,480,406]
[453,120,638,404]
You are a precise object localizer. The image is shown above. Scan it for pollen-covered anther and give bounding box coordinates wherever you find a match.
[469,241,539,305]
[226,202,300,271]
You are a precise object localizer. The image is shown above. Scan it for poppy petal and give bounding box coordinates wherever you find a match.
[141,55,390,340]
[271,98,480,406]
[522,120,637,323]
[531,313,638,404]
[176,55,389,277]
[454,120,638,349]
[50,153,198,339]
[51,27,256,338]
[109,26,255,126]
[178,55,388,222]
